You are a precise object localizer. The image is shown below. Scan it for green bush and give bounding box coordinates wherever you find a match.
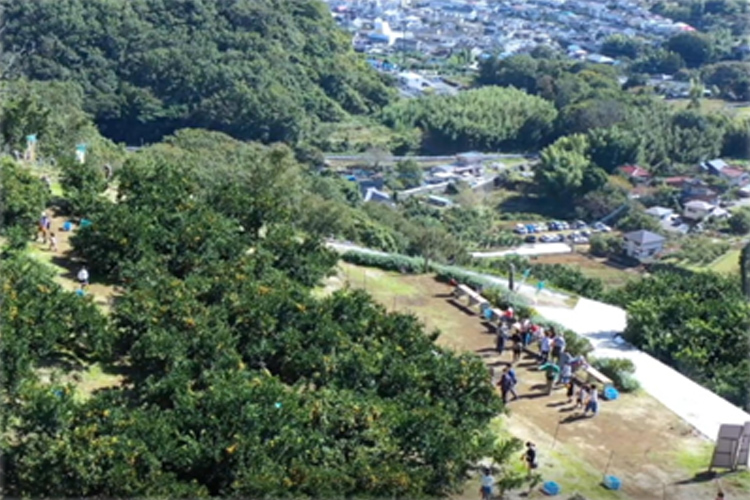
[591,357,640,392]
[341,251,424,273]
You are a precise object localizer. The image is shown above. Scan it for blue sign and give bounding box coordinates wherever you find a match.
[26,134,37,143]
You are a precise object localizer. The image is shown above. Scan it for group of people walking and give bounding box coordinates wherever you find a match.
[493,310,599,417]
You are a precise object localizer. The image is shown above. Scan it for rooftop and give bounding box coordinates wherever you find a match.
[624,229,666,245]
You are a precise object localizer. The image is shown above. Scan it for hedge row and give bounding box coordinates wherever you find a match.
[340,251,425,273]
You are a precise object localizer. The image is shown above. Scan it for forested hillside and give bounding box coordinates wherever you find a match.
[0,0,394,145]
[0,129,503,497]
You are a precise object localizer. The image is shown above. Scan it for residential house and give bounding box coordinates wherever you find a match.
[363,187,394,205]
[356,176,385,196]
[645,206,674,220]
[680,178,719,205]
[700,158,729,176]
[663,176,691,189]
[624,230,666,262]
[619,164,651,184]
[700,158,750,186]
[683,200,715,221]
[718,167,750,187]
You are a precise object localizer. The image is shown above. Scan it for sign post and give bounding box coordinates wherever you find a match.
[25,134,37,163]
[75,143,87,164]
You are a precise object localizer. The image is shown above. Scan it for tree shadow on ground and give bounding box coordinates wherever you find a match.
[674,470,741,485]
[38,352,86,373]
[446,299,478,317]
[560,413,589,424]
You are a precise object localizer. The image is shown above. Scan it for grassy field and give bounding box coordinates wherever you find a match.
[532,252,638,289]
[708,248,741,274]
[665,98,750,118]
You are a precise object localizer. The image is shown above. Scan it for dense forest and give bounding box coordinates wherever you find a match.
[0,129,507,497]
[0,0,394,145]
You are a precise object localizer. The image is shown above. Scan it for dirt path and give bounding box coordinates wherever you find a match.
[32,211,117,312]
[327,265,745,500]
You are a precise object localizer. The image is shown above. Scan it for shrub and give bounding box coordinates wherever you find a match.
[590,357,640,392]
[589,233,624,258]
[340,251,424,273]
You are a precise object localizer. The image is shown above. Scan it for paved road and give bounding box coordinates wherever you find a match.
[536,299,750,443]
[470,242,572,258]
[324,153,531,162]
[328,240,750,442]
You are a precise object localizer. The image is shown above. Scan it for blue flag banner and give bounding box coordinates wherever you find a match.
[537,281,546,291]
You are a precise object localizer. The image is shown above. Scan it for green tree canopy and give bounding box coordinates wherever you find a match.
[380,86,557,154]
[0,0,394,145]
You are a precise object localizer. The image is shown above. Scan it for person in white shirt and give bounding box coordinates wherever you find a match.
[77,267,89,289]
[584,384,599,417]
[559,363,572,386]
[479,467,494,500]
[539,332,551,364]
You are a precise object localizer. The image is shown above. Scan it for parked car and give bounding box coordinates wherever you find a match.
[535,222,548,232]
[592,222,611,232]
[572,236,589,244]
[558,221,570,230]
[540,234,556,243]
[514,224,528,234]
[581,230,591,238]
[525,235,537,243]
[553,234,566,242]
[573,220,588,229]
[548,221,560,231]
[525,224,537,233]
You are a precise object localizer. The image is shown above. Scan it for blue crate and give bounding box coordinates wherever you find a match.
[603,386,619,401]
[603,475,622,490]
[542,481,560,496]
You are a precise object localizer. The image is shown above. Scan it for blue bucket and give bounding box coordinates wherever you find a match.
[603,475,621,490]
[76,289,85,297]
[542,481,560,496]
[604,386,619,401]
[63,221,73,231]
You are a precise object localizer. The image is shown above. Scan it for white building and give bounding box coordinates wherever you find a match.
[683,200,716,221]
[624,230,666,262]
